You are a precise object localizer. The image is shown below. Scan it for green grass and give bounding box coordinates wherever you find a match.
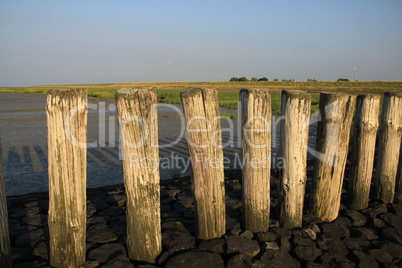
[1,81,400,115]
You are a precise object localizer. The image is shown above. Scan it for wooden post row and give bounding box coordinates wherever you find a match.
[311,93,356,222]
[46,89,87,268]
[348,95,380,210]
[0,141,11,267]
[116,88,162,263]
[240,88,271,232]
[180,88,226,240]
[280,90,311,229]
[374,92,402,203]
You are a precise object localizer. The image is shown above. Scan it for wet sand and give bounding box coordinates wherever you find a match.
[0,93,243,196]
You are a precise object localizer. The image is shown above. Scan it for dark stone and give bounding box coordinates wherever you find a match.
[260,250,301,268]
[162,229,196,254]
[87,223,109,233]
[343,210,367,226]
[12,248,33,262]
[350,227,379,240]
[379,213,402,230]
[33,241,48,260]
[81,260,100,268]
[231,228,242,236]
[102,256,134,268]
[342,237,372,251]
[105,194,126,206]
[165,250,224,268]
[302,214,323,225]
[351,250,379,268]
[10,207,40,219]
[157,251,170,266]
[22,214,47,226]
[161,204,172,211]
[321,223,350,239]
[15,228,46,247]
[361,203,388,218]
[87,216,109,225]
[93,200,109,212]
[389,203,402,214]
[240,230,254,240]
[269,219,280,228]
[300,224,320,240]
[370,218,386,229]
[86,202,97,217]
[183,208,195,218]
[161,210,182,221]
[162,221,190,235]
[264,242,280,251]
[87,243,126,265]
[109,216,126,227]
[256,231,277,242]
[316,235,349,256]
[227,214,241,229]
[98,206,124,216]
[368,248,393,264]
[305,262,325,267]
[292,235,315,247]
[381,227,402,244]
[270,228,292,250]
[333,216,352,227]
[293,245,322,262]
[86,231,118,243]
[319,252,355,268]
[161,196,176,205]
[226,199,243,209]
[199,238,225,254]
[14,260,50,268]
[9,224,38,238]
[226,254,263,268]
[226,235,261,257]
[173,200,194,212]
[378,241,402,259]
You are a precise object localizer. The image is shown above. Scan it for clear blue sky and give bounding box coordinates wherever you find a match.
[1,0,401,86]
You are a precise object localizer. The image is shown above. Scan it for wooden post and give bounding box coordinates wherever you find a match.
[279,90,311,229]
[180,87,226,240]
[0,142,11,267]
[397,143,402,193]
[116,88,161,262]
[373,92,402,203]
[348,95,380,210]
[311,93,356,222]
[46,89,87,268]
[239,88,271,233]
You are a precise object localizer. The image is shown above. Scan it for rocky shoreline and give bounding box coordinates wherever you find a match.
[6,169,402,268]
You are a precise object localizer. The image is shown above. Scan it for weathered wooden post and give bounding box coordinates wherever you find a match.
[46,89,87,268]
[0,142,11,267]
[240,88,271,232]
[348,95,380,210]
[373,92,402,203]
[180,87,226,240]
[116,88,161,263]
[311,93,356,222]
[279,90,311,229]
[397,143,402,194]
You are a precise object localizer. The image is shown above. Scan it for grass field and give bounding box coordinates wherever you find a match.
[1,81,401,115]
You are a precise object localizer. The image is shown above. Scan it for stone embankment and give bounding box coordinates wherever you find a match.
[7,170,402,267]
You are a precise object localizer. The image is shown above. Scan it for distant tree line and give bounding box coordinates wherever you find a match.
[229,77,353,82]
[229,77,268,82]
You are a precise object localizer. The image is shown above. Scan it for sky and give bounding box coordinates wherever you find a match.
[1,0,401,87]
